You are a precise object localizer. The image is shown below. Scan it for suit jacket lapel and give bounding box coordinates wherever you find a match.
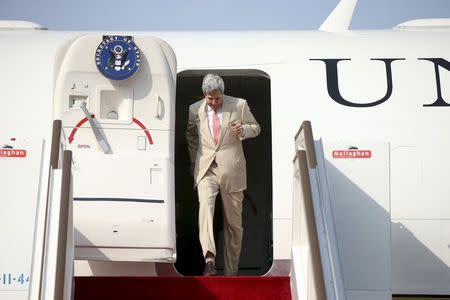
[217,96,231,149]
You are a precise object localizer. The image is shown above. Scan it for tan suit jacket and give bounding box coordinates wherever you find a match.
[186,95,261,193]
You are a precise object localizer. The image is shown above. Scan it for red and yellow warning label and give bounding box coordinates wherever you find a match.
[0,149,27,158]
[332,150,371,159]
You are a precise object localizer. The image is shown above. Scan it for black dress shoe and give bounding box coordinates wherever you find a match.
[203,261,217,276]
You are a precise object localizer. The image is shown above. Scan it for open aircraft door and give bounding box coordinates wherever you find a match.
[53,35,177,262]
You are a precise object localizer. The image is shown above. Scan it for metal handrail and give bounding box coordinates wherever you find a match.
[35,120,63,299]
[53,150,72,300]
[293,120,346,300]
[294,120,317,169]
[50,120,62,170]
[31,119,73,300]
[295,149,327,299]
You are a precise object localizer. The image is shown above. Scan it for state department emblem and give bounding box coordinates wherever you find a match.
[95,35,141,80]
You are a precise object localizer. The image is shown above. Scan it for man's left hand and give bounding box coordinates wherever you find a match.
[231,122,244,137]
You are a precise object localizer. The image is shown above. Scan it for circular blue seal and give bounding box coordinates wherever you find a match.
[95,36,141,80]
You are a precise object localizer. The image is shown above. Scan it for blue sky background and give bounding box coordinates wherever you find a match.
[1,0,450,30]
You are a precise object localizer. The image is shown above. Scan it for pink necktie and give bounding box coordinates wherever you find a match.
[213,109,220,144]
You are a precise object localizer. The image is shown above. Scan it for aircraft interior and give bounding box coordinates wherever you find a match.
[174,69,273,275]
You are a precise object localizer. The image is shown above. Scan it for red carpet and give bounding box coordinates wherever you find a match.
[75,276,291,300]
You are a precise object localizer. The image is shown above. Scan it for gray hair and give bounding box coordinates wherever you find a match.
[202,74,225,95]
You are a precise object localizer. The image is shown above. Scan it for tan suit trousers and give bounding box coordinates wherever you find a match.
[197,161,244,276]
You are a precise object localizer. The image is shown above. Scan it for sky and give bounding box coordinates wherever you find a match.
[1,0,450,31]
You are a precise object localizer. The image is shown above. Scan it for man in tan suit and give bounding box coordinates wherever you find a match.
[186,74,260,276]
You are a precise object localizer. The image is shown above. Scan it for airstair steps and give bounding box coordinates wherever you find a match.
[74,276,291,300]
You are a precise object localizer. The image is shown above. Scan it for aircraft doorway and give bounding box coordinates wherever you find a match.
[175,69,273,276]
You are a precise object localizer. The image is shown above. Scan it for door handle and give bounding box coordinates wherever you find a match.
[154,94,161,118]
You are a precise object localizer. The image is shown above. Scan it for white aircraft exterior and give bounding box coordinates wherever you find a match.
[1,0,450,299]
